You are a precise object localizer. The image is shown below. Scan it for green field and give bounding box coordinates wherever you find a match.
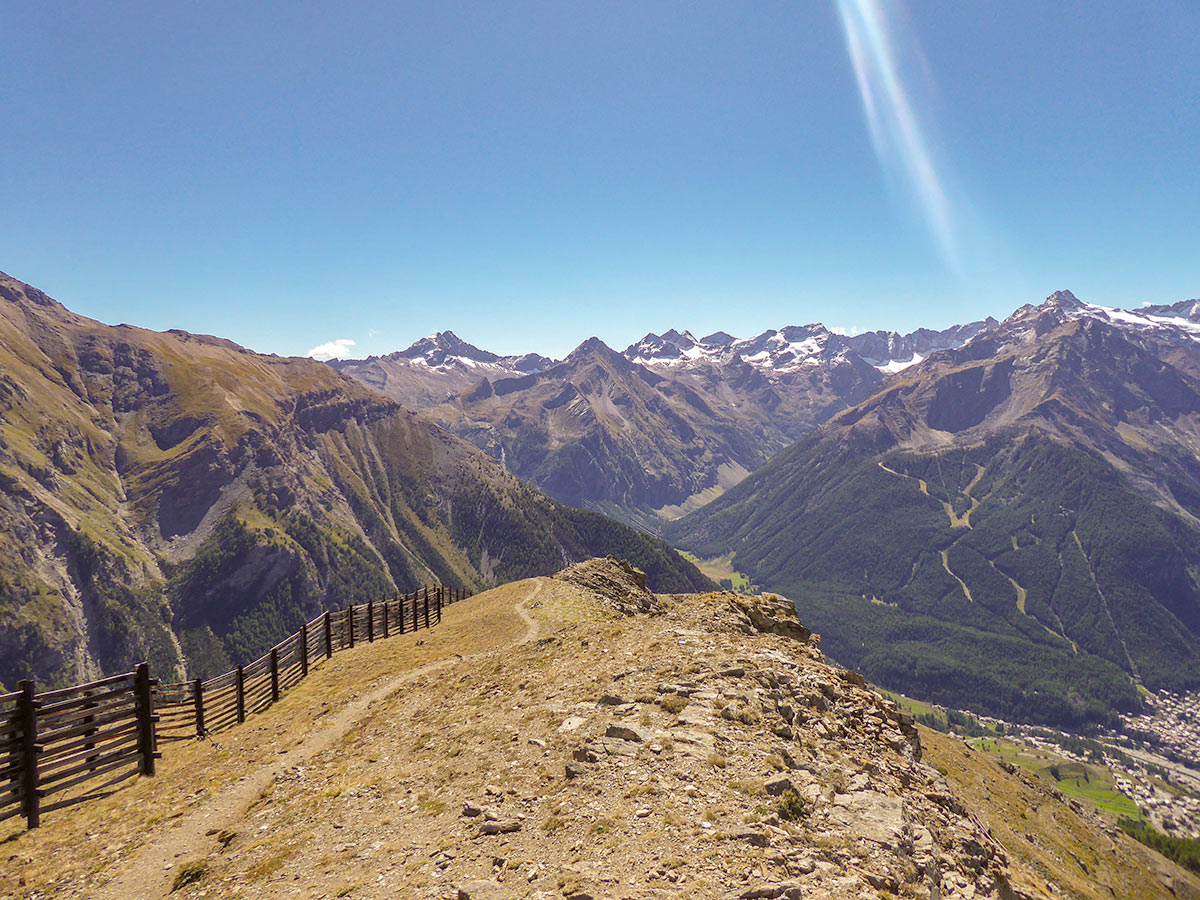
[971,737,1141,819]
[873,685,1142,822]
[1055,773,1140,819]
[678,551,751,592]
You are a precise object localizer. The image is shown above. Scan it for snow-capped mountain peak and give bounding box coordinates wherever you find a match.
[622,319,987,376]
[625,329,717,364]
[399,331,501,368]
[387,331,554,374]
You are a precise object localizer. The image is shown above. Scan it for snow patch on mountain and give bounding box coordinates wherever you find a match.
[624,319,995,377]
[876,352,925,374]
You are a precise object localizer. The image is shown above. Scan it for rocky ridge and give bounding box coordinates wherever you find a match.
[9,560,1192,899]
[623,318,998,376]
[545,581,1019,900]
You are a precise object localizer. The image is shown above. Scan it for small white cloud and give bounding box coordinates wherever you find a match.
[367,328,381,338]
[830,325,862,336]
[1142,301,1153,308]
[307,338,356,360]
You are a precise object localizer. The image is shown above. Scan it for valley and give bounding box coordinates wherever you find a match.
[332,319,996,523]
[667,291,1200,730]
[883,682,1200,842]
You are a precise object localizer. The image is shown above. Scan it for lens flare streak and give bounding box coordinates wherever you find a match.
[836,0,958,266]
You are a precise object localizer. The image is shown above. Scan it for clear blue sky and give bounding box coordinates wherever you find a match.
[2,1,1197,359]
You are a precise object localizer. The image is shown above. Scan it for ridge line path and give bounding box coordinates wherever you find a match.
[92,579,544,900]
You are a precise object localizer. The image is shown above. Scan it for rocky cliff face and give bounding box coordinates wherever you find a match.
[0,273,711,689]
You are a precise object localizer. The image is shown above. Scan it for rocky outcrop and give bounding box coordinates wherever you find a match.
[555,556,662,616]
[727,593,814,644]
[549,585,1012,898]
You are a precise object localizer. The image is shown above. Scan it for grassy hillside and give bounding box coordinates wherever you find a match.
[670,300,1200,728]
[0,272,710,688]
[670,427,1200,726]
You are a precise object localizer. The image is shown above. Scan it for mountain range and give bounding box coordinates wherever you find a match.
[668,291,1200,726]
[332,316,996,521]
[0,272,709,690]
[336,290,1200,728]
[7,266,1200,732]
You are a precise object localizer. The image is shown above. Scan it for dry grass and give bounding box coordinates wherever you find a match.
[0,581,533,898]
[659,694,690,715]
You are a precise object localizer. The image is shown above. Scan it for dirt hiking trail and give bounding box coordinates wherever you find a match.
[89,580,543,900]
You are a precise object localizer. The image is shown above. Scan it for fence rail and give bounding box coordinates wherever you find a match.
[2,584,470,830]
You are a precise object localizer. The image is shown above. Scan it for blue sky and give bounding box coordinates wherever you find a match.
[2,1,1197,359]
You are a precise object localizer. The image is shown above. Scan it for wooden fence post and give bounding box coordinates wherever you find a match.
[347,605,355,648]
[17,680,39,830]
[193,678,205,738]
[424,587,430,629]
[367,600,374,642]
[324,612,333,659]
[269,647,280,704]
[297,623,307,678]
[83,689,98,766]
[134,663,157,777]
[437,586,443,623]
[235,665,246,724]
[6,697,19,811]
[383,595,390,638]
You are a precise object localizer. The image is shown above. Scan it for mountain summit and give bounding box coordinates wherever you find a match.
[400,330,502,366]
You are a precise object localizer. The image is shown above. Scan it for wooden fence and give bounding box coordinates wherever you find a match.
[2,584,469,830]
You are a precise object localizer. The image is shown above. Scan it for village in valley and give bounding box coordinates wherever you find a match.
[1102,690,1200,837]
[889,688,1200,841]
